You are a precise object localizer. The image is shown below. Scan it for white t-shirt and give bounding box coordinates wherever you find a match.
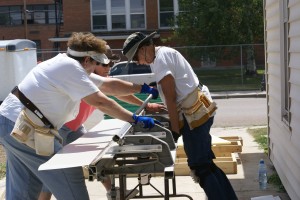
[150,46,199,104]
[89,73,105,87]
[0,53,100,129]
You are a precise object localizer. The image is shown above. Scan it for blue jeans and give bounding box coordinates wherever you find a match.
[0,115,89,200]
[181,116,237,200]
[59,124,87,146]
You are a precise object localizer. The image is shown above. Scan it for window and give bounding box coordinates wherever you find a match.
[0,4,61,26]
[130,64,151,74]
[159,0,178,28]
[92,0,107,30]
[48,5,58,24]
[32,5,46,24]
[26,5,59,25]
[130,0,145,29]
[110,63,129,76]
[281,0,290,127]
[91,0,145,31]
[111,0,125,29]
[0,6,22,25]
[110,62,151,76]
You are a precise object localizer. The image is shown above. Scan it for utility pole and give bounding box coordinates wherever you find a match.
[23,0,28,39]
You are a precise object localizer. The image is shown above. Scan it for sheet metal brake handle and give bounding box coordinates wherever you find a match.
[112,94,153,145]
[135,94,152,115]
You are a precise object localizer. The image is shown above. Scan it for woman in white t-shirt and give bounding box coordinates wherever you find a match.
[38,46,165,200]
[0,32,159,200]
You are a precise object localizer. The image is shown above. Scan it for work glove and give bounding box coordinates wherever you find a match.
[140,83,159,99]
[171,131,181,143]
[132,113,160,129]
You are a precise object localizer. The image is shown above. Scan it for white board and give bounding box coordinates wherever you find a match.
[39,119,127,171]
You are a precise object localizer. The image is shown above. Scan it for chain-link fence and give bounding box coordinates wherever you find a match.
[37,44,265,92]
[174,44,265,91]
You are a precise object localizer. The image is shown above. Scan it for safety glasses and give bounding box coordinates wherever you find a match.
[100,63,110,67]
[94,61,110,67]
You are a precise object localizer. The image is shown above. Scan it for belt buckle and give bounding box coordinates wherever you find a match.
[198,84,203,90]
[11,86,18,94]
[11,86,20,98]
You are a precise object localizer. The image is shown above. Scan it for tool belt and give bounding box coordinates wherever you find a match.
[11,86,54,128]
[178,87,217,130]
[11,86,61,156]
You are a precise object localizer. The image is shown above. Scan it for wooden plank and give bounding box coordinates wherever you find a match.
[174,153,238,175]
[214,154,237,174]
[176,147,187,158]
[214,152,232,157]
[176,140,242,159]
[211,135,232,145]
[219,136,243,146]
[211,141,242,154]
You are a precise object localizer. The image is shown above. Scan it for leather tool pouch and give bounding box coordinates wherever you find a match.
[34,125,55,156]
[11,108,55,156]
[11,109,35,145]
[178,88,217,130]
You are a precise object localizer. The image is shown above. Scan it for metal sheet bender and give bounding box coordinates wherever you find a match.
[87,95,193,200]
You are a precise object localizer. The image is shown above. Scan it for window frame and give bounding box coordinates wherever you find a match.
[280,0,291,128]
[0,4,59,26]
[0,6,22,26]
[158,0,179,29]
[91,0,146,32]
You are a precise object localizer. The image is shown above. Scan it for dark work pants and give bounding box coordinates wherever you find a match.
[181,116,237,200]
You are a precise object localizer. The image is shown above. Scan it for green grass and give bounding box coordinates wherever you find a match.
[248,127,286,193]
[0,163,6,179]
[248,127,268,154]
[268,173,286,192]
[195,68,264,91]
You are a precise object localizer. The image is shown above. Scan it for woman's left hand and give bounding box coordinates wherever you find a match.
[145,103,167,113]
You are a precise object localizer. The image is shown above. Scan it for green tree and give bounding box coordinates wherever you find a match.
[174,0,264,74]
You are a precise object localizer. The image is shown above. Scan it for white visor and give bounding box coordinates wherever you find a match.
[91,54,110,64]
[67,47,109,64]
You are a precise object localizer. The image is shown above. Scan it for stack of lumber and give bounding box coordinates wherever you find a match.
[175,135,243,175]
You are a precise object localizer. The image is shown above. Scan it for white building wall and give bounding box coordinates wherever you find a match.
[265,0,300,199]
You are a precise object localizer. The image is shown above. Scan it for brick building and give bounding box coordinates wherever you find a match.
[0,0,178,51]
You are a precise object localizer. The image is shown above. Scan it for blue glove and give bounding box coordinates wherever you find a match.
[132,113,159,129]
[140,83,159,99]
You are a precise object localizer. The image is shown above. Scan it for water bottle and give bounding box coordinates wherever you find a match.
[258,159,267,190]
